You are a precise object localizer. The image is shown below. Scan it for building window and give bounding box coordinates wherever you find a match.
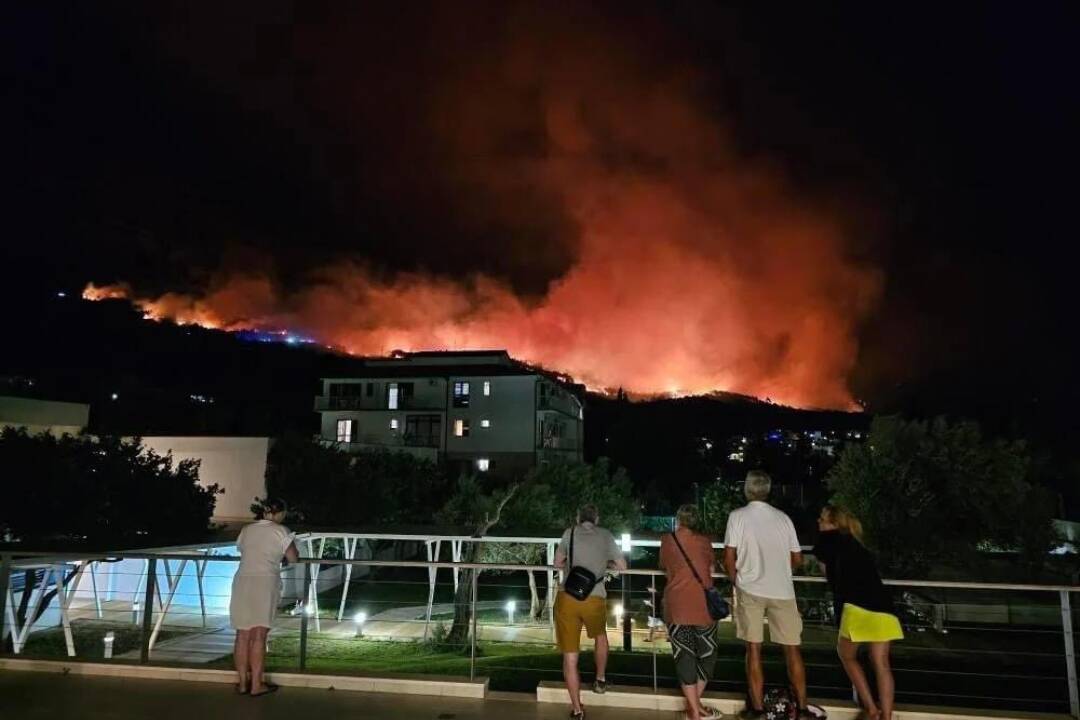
[405,414,441,447]
[366,382,374,397]
[483,381,491,396]
[454,418,470,437]
[390,418,399,430]
[453,381,470,407]
[481,419,491,428]
[476,458,490,472]
[387,382,414,410]
[336,419,353,443]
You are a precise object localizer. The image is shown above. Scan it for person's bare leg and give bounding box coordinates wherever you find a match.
[869,642,894,720]
[593,632,609,682]
[746,642,765,710]
[233,630,250,691]
[782,644,808,709]
[679,682,702,720]
[563,651,582,713]
[695,678,711,716]
[838,638,878,718]
[248,627,269,694]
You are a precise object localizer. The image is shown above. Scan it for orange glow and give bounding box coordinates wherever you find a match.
[82,19,881,410]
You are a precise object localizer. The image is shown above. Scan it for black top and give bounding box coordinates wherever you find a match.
[812,530,895,623]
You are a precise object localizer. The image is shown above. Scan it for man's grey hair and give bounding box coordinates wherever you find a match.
[578,504,599,524]
[744,470,772,501]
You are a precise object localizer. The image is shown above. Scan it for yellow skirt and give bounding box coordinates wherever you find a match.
[839,603,904,642]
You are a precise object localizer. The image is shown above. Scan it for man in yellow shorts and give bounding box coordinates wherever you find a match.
[553,504,627,720]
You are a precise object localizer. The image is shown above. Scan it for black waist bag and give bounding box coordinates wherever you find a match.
[562,527,599,601]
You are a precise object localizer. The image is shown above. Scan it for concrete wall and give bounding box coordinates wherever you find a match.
[0,395,90,436]
[140,437,270,522]
[446,375,536,456]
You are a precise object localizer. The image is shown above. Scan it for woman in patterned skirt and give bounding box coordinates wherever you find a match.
[660,504,721,720]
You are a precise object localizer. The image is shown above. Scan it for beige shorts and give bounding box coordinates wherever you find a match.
[735,588,803,646]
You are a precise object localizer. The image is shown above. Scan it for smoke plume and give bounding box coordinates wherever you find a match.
[85,5,880,409]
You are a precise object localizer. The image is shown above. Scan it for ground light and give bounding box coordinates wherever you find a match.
[354,611,367,638]
[613,603,624,628]
[103,632,115,659]
[505,600,516,625]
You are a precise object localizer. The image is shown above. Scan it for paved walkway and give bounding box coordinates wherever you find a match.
[0,671,669,720]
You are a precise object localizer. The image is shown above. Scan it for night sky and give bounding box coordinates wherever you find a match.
[4,3,1077,417]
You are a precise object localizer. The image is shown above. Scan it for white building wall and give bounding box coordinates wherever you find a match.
[139,437,270,522]
[446,374,536,454]
[0,395,90,436]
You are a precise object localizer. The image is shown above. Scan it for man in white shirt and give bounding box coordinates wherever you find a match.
[723,471,810,720]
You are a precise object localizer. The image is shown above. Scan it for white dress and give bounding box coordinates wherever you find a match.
[230,520,294,630]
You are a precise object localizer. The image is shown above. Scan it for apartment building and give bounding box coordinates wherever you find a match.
[314,350,584,475]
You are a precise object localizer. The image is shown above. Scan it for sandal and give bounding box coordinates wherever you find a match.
[570,709,585,719]
[234,684,248,695]
[249,684,280,698]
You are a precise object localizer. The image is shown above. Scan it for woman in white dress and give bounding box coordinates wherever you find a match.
[230,499,298,696]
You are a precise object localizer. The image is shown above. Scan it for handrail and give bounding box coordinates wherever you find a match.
[3,551,1078,593]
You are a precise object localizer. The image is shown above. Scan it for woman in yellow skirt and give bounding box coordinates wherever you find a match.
[814,505,903,720]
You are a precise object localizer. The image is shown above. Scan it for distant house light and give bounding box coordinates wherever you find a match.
[388,383,400,410]
[110,393,119,401]
[477,458,490,472]
[454,419,470,437]
[390,418,399,430]
[336,419,353,443]
[481,419,491,428]
[483,381,491,396]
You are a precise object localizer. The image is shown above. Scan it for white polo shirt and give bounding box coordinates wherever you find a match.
[723,501,801,600]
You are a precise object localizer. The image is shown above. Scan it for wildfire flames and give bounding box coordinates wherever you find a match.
[82,8,880,409]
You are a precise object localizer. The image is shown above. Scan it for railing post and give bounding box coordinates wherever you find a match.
[299,561,310,671]
[650,573,657,694]
[1061,590,1079,718]
[621,573,632,651]
[469,570,478,680]
[0,554,11,649]
[139,559,156,664]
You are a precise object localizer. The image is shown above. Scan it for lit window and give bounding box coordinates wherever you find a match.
[481,419,491,428]
[477,458,490,472]
[390,418,399,430]
[336,419,353,443]
[453,381,471,407]
[454,418,470,437]
[388,383,399,410]
[483,381,491,396]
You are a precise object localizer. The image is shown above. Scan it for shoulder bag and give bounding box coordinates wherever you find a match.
[562,526,599,601]
[670,531,730,621]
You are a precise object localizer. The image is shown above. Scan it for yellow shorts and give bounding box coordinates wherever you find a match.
[839,603,904,642]
[554,591,607,653]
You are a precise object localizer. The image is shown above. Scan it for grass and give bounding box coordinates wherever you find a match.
[15,619,182,661]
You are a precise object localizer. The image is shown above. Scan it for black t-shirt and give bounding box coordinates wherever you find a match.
[812,530,895,622]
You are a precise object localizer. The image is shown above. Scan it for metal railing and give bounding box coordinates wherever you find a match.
[0,550,1077,717]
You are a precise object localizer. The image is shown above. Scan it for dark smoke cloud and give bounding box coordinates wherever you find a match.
[87,3,881,408]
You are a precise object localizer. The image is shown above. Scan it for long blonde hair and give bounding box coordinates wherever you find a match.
[822,504,864,543]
